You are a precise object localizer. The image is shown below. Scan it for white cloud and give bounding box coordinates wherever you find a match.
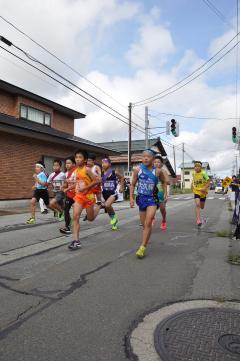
[0,1,239,176]
[125,9,175,69]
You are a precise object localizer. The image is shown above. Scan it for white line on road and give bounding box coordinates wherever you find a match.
[0,200,193,266]
[208,197,214,200]
[0,215,139,266]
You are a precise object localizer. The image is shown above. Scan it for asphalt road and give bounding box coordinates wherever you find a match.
[0,192,239,361]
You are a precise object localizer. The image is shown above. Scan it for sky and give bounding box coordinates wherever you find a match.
[0,0,239,176]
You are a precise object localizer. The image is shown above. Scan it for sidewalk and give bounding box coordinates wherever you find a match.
[129,201,240,361]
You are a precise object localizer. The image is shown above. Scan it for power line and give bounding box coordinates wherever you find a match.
[0,44,147,137]
[0,14,145,128]
[0,15,128,109]
[0,36,147,134]
[133,32,240,106]
[201,0,234,29]
[133,37,240,107]
[149,111,239,121]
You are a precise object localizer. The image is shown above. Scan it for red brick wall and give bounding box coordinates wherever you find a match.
[0,132,75,200]
[0,91,17,117]
[52,111,74,135]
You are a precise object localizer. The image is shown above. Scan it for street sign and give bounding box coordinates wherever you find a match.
[222,176,232,189]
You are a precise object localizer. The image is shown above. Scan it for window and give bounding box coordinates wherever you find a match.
[20,104,51,126]
[185,179,190,182]
[184,171,190,175]
[43,156,65,174]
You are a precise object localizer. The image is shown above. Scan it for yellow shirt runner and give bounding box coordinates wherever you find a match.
[192,170,209,198]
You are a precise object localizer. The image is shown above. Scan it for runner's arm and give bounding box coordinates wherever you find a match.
[130,169,139,207]
[33,174,47,187]
[115,170,125,193]
[158,169,168,201]
[77,168,101,193]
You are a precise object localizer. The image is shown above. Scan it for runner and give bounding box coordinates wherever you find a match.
[191,161,210,227]
[83,154,103,221]
[154,155,169,230]
[87,154,102,203]
[68,149,102,250]
[101,158,124,231]
[26,161,49,224]
[130,149,168,259]
[47,160,66,221]
[60,156,76,235]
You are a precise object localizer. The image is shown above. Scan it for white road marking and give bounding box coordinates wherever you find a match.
[208,197,214,200]
[184,196,192,200]
[0,199,194,266]
[219,197,226,200]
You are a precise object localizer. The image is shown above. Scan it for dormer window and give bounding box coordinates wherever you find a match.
[20,104,51,126]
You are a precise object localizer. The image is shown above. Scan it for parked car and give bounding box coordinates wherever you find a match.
[215,185,223,194]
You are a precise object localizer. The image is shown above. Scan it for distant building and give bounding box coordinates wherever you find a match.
[99,138,176,182]
[0,80,118,200]
[178,161,211,189]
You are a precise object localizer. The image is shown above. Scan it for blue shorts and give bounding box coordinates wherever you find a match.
[136,195,159,212]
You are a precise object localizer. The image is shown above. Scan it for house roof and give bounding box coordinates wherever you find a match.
[179,161,210,170]
[0,113,119,155]
[99,138,167,156]
[0,79,85,119]
[99,138,176,177]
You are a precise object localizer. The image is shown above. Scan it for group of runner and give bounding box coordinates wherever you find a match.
[27,148,210,257]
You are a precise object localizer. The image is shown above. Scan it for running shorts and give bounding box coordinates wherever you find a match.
[33,189,49,206]
[136,194,159,212]
[194,194,206,202]
[74,192,96,208]
[54,191,65,207]
[102,191,118,202]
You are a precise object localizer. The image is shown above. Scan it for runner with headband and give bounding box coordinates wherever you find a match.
[191,161,210,227]
[27,161,49,224]
[130,149,168,259]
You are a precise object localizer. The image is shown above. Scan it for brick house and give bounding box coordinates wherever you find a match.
[0,80,118,200]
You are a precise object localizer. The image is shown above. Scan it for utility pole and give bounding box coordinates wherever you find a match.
[128,102,132,172]
[236,154,238,176]
[182,142,185,190]
[173,145,176,175]
[145,106,149,148]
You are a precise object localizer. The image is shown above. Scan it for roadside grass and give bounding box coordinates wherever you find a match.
[216,229,232,237]
[228,255,240,265]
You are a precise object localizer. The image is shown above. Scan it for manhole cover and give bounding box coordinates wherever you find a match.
[154,308,240,361]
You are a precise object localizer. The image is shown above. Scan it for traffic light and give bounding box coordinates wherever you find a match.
[232,127,237,143]
[171,119,179,137]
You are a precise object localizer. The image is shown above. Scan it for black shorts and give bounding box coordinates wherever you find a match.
[194,194,206,202]
[102,191,118,202]
[33,189,49,205]
[54,191,65,207]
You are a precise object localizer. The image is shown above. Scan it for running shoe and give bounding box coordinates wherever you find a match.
[41,209,48,214]
[68,240,82,250]
[110,215,118,226]
[60,227,71,235]
[112,224,119,231]
[83,215,88,221]
[160,221,167,230]
[136,245,146,259]
[26,217,35,225]
[58,211,65,222]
